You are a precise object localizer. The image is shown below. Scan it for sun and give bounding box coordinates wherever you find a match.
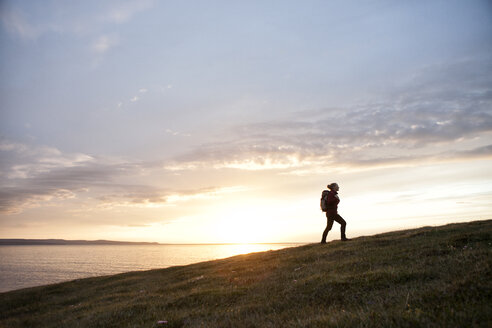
[211,206,279,244]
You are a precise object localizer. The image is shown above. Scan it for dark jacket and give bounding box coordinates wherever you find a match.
[325,190,340,212]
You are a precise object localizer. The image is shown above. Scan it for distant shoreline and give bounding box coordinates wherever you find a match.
[0,239,304,246]
[0,239,161,246]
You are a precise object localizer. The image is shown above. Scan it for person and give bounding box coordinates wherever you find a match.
[321,183,350,243]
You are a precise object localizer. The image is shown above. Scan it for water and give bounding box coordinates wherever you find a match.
[0,243,300,293]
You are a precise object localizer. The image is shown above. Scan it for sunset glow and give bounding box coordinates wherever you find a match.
[1,0,491,244]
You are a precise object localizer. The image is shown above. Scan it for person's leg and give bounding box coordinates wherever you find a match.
[334,214,347,240]
[321,213,335,243]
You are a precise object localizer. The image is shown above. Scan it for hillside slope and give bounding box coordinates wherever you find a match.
[1,220,491,328]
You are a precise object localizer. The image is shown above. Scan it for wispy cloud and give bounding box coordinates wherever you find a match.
[1,140,94,178]
[1,1,154,59]
[105,0,155,24]
[0,187,77,214]
[1,9,37,39]
[92,35,119,54]
[0,140,28,153]
[165,129,191,137]
[0,160,136,214]
[166,57,492,173]
[0,140,117,214]
[117,87,150,107]
[96,186,247,209]
[0,139,241,214]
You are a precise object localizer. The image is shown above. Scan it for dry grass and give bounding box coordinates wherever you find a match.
[1,220,491,327]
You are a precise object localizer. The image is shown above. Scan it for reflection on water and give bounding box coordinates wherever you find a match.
[223,243,270,256]
[0,243,302,292]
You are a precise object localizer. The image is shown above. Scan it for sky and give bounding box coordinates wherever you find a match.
[1,0,491,243]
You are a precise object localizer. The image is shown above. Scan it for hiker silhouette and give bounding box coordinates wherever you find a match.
[321,183,350,243]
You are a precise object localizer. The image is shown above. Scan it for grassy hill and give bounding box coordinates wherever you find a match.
[1,220,491,328]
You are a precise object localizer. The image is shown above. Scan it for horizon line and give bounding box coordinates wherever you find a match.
[0,238,306,246]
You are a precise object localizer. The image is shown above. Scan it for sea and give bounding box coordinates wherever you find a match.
[0,243,301,293]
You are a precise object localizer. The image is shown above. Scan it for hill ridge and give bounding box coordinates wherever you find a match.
[1,219,491,327]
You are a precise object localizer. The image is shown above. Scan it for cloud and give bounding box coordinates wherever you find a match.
[0,5,81,40]
[0,187,76,214]
[105,0,155,24]
[0,141,123,214]
[0,9,39,39]
[114,87,152,109]
[0,160,139,214]
[165,129,191,137]
[0,141,95,180]
[96,186,247,209]
[167,101,492,172]
[119,88,151,107]
[0,139,243,214]
[166,57,492,172]
[92,35,119,54]
[0,140,28,153]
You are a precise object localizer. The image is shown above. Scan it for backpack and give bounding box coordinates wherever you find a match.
[320,190,330,212]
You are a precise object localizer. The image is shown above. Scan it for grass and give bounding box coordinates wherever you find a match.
[1,220,491,327]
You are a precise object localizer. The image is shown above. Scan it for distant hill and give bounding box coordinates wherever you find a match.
[0,239,160,246]
[0,220,491,327]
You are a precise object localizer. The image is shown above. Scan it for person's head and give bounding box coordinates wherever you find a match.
[327,183,339,191]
